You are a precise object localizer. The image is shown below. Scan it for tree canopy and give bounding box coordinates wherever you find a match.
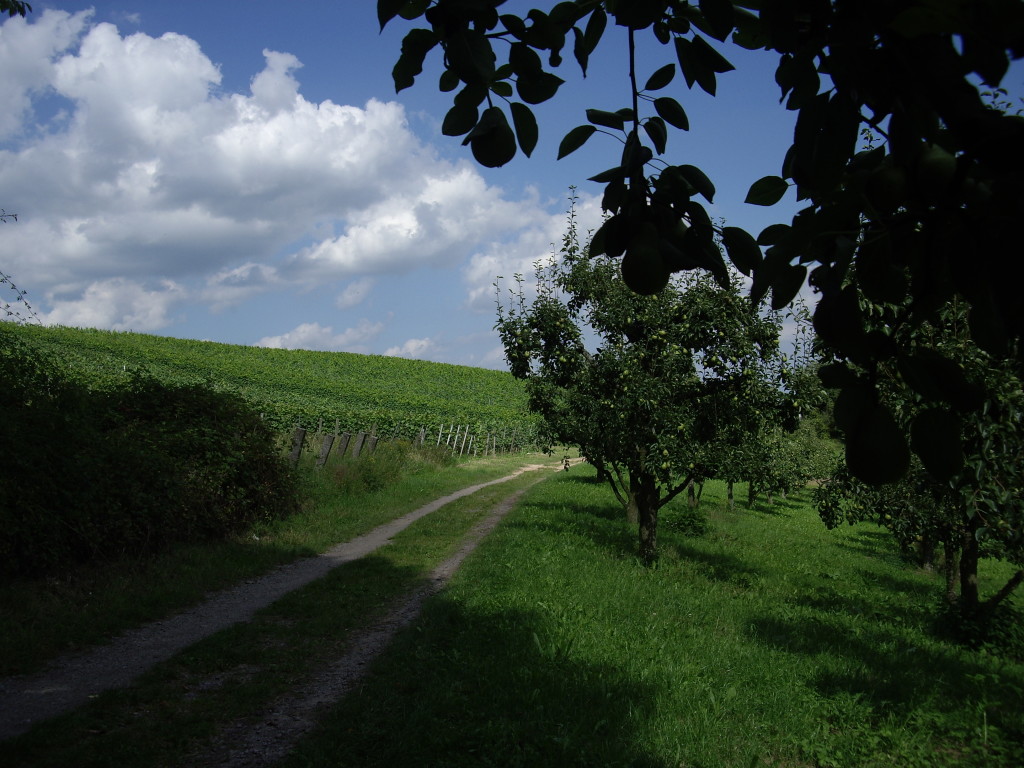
[496,195,787,563]
[381,0,1024,486]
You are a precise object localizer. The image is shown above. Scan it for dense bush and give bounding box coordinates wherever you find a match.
[0,327,299,580]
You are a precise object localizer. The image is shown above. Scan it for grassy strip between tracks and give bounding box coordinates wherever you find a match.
[281,470,1024,768]
[3,462,553,767]
[0,448,552,677]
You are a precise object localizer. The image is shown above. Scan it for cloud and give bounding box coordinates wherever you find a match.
[257,319,384,352]
[463,192,605,312]
[335,278,373,310]
[38,277,185,331]
[284,167,545,281]
[0,10,551,336]
[202,262,280,310]
[0,9,92,139]
[385,337,437,359]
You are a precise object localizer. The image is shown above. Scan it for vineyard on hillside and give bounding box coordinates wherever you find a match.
[5,324,538,447]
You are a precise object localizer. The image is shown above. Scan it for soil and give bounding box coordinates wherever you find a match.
[0,463,557,744]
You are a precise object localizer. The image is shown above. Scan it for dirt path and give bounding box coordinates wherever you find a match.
[0,463,554,741]
[193,479,542,768]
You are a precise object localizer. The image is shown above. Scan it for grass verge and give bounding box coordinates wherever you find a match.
[281,471,1024,768]
[2,464,553,767]
[0,446,552,677]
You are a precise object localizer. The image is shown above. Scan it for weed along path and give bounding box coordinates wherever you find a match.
[0,462,556,743]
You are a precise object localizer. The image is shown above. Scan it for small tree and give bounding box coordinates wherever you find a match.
[496,197,783,563]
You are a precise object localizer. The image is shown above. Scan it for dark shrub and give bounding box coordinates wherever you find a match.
[0,328,299,580]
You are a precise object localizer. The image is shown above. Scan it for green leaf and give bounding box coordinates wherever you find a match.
[770,264,806,310]
[573,6,607,75]
[642,116,668,155]
[516,71,564,104]
[442,103,478,137]
[622,221,669,295]
[500,13,527,40]
[509,42,543,75]
[464,107,517,168]
[833,380,875,436]
[586,108,626,130]
[846,403,910,485]
[721,226,761,276]
[745,176,789,206]
[557,124,597,159]
[399,0,429,21]
[588,165,626,184]
[393,28,439,92]
[653,97,690,130]
[692,34,735,73]
[447,27,497,87]
[590,214,627,258]
[675,36,718,96]
[679,164,715,203]
[897,351,986,413]
[490,81,513,98]
[438,68,460,93]
[583,7,607,52]
[911,409,965,482]
[378,0,408,30]
[698,0,736,41]
[510,102,538,157]
[644,63,676,91]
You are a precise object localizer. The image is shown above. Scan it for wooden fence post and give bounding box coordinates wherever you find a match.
[367,435,378,454]
[351,431,367,459]
[289,427,306,467]
[316,434,335,468]
[337,432,352,459]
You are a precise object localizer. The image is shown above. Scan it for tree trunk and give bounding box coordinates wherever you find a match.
[631,471,660,566]
[943,537,960,608]
[727,481,734,510]
[688,479,697,508]
[746,481,756,509]
[959,515,982,620]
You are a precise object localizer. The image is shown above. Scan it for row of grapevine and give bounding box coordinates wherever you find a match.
[5,323,541,450]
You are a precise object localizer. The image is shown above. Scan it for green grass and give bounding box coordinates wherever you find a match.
[281,472,1024,768]
[5,467,1022,767]
[0,448,552,677]
[2,464,551,768]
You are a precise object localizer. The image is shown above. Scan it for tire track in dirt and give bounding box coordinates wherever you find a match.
[0,463,554,741]
[192,477,545,768]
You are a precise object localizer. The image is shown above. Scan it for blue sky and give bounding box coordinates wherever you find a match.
[0,2,842,367]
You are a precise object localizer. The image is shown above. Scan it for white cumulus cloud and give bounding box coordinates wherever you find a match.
[257,319,384,352]
[385,337,437,359]
[0,10,552,342]
[39,277,185,331]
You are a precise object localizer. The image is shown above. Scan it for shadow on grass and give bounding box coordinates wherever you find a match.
[288,597,668,768]
[745,610,1024,746]
[506,500,639,560]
